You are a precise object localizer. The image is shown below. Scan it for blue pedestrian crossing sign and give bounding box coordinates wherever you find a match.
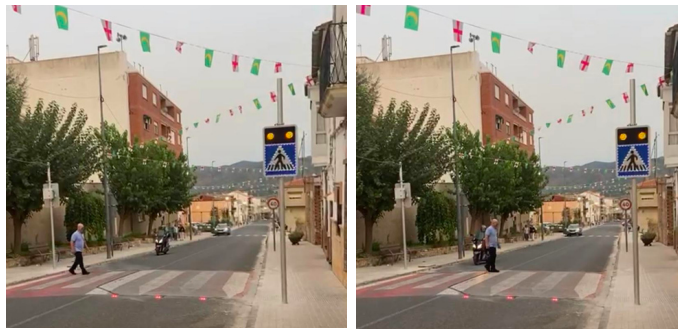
[616,126,650,178]
[263,125,298,177]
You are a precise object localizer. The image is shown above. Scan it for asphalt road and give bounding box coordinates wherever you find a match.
[6,220,270,328]
[357,222,622,329]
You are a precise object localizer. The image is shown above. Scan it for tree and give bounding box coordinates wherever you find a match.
[6,71,99,254]
[64,191,105,242]
[415,190,457,245]
[356,71,451,254]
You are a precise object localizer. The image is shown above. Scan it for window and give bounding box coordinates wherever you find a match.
[152,93,157,106]
[495,115,503,130]
[154,122,159,135]
[142,84,148,100]
[506,122,510,134]
[176,113,180,123]
[505,93,510,106]
[316,133,326,144]
[494,85,500,100]
[143,115,151,130]
[316,114,325,132]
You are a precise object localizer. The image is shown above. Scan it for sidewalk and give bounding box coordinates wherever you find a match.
[6,228,227,286]
[604,230,677,329]
[356,227,594,287]
[253,232,347,328]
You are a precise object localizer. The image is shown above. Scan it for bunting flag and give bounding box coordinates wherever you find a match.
[658,76,665,86]
[270,92,277,102]
[590,106,594,114]
[306,75,314,86]
[357,5,371,16]
[253,98,262,110]
[404,6,420,31]
[641,84,648,96]
[453,20,464,43]
[579,55,590,72]
[12,5,21,14]
[204,49,214,68]
[288,83,296,95]
[232,55,239,72]
[602,59,613,75]
[557,118,562,124]
[179,128,183,135]
[606,99,616,109]
[229,109,234,116]
[216,114,221,123]
[491,32,502,54]
[204,118,210,123]
[140,31,151,52]
[567,114,573,123]
[622,92,629,103]
[527,42,535,54]
[193,122,199,128]
[239,105,243,113]
[546,123,551,128]
[557,49,566,68]
[175,41,183,54]
[251,59,261,75]
[626,62,634,73]
[275,62,282,73]
[101,19,113,41]
[55,6,69,30]
[582,110,586,117]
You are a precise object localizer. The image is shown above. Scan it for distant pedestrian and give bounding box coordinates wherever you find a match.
[523,224,530,241]
[69,223,90,275]
[530,225,536,240]
[173,225,179,241]
[484,219,501,273]
[179,225,185,240]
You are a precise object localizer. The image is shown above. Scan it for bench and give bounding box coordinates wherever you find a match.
[29,244,59,264]
[379,246,416,265]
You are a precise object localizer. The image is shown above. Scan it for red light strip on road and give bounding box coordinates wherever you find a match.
[155,295,162,300]
[199,296,207,301]
[552,297,559,302]
[111,294,119,298]
[463,294,470,299]
[506,295,514,300]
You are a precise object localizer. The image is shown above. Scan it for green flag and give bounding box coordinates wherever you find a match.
[288,83,296,96]
[567,114,573,123]
[557,49,566,68]
[55,6,69,30]
[205,49,214,68]
[140,31,151,52]
[606,99,616,109]
[179,128,183,135]
[250,59,261,75]
[491,32,502,54]
[530,129,535,136]
[546,123,551,128]
[193,122,199,128]
[641,84,649,96]
[254,98,262,110]
[602,59,613,75]
[404,6,420,31]
[216,114,221,123]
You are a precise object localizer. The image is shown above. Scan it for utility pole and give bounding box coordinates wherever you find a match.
[276,78,288,304]
[97,45,113,259]
[563,160,568,225]
[211,160,216,228]
[186,136,193,241]
[399,162,408,269]
[450,44,464,259]
[539,136,544,241]
[628,79,640,305]
[47,162,57,269]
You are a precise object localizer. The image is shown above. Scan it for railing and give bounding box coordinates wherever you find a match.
[319,22,347,105]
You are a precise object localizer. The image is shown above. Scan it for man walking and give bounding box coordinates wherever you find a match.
[69,223,90,275]
[484,218,501,273]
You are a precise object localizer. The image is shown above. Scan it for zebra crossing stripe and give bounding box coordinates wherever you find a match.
[449,272,498,292]
[574,273,602,299]
[532,272,568,293]
[182,271,217,292]
[223,272,250,298]
[27,275,81,290]
[378,274,435,290]
[97,270,156,292]
[138,271,184,295]
[414,272,474,289]
[63,271,123,289]
[490,271,536,296]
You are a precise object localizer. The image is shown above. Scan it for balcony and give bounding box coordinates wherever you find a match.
[319,22,347,118]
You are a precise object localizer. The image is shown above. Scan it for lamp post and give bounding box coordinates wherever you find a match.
[449,44,464,259]
[97,45,114,259]
[563,160,568,225]
[468,33,480,52]
[211,160,216,227]
[539,136,544,241]
[186,136,192,240]
[116,33,127,52]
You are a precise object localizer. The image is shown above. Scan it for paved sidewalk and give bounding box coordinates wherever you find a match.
[5,228,229,286]
[253,232,347,328]
[605,230,677,329]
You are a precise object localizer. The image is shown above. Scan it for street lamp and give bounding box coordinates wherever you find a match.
[468,33,480,52]
[538,136,544,241]
[116,33,127,52]
[563,160,568,224]
[211,160,216,227]
[449,44,464,259]
[185,136,193,240]
[97,45,114,259]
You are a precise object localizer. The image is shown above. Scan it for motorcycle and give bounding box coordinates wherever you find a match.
[155,232,170,255]
[471,235,489,265]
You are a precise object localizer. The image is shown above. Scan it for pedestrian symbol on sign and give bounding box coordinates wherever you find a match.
[618,147,648,172]
[266,146,295,172]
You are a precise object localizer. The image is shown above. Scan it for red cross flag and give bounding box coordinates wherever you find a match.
[626,62,634,73]
[452,20,463,43]
[232,55,239,72]
[175,41,184,54]
[275,62,282,73]
[622,92,629,103]
[579,55,590,72]
[658,76,665,86]
[527,42,535,54]
[205,118,210,123]
[270,92,277,102]
[101,19,113,42]
[12,5,21,14]
[306,75,314,86]
[357,5,371,16]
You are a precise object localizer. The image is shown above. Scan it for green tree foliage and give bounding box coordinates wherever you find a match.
[64,191,106,242]
[415,190,457,245]
[6,71,99,254]
[356,71,450,254]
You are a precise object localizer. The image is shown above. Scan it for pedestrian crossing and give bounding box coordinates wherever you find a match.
[357,270,603,300]
[229,234,266,237]
[7,269,253,300]
[563,235,617,238]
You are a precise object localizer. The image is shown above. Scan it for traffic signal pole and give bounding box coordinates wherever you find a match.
[276,78,288,304]
[628,79,640,305]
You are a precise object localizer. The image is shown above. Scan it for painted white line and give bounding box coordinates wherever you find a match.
[138,271,183,295]
[97,270,155,292]
[26,275,81,290]
[377,274,436,290]
[223,272,250,298]
[62,271,123,289]
[182,271,217,292]
[532,272,568,293]
[447,272,498,292]
[490,271,536,296]
[414,272,474,289]
[575,273,602,299]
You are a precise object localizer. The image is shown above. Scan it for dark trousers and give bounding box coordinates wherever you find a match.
[69,251,86,273]
[485,247,497,271]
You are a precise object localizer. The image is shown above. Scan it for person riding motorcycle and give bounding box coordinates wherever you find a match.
[156,227,171,250]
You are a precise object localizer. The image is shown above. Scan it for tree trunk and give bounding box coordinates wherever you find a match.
[12,214,24,255]
[130,212,135,235]
[117,209,126,237]
[147,214,155,237]
[364,213,374,255]
[500,213,508,236]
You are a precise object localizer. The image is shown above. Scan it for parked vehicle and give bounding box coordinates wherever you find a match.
[565,224,583,237]
[213,223,231,236]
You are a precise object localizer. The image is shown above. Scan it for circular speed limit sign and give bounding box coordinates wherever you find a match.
[266,197,279,211]
[619,199,632,211]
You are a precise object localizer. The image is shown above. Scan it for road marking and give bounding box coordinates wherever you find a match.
[449,271,498,292]
[26,275,81,290]
[223,272,250,298]
[532,271,568,293]
[575,273,602,299]
[96,270,155,292]
[8,295,92,328]
[357,295,442,329]
[377,274,436,290]
[182,271,217,292]
[138,271,184,295]
[62,271,123,289]
[414,272,474,289]
[489,271,536,296]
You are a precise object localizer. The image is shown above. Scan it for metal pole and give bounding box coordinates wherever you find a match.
[563,161,567,225]
[450,45,464,260]
[625,209,629,253]
[628,78,640,305]
[186,136,192,241]
[539,136,544,241]
[97,45,113,259]
[277,78,288,304]
[399,162,408,269]
[47,162,56,269]
[211,160,215,227]
[272,209,277,252]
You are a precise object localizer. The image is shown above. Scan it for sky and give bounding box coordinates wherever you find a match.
[356,5,677,167]
[6,5,333,167]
